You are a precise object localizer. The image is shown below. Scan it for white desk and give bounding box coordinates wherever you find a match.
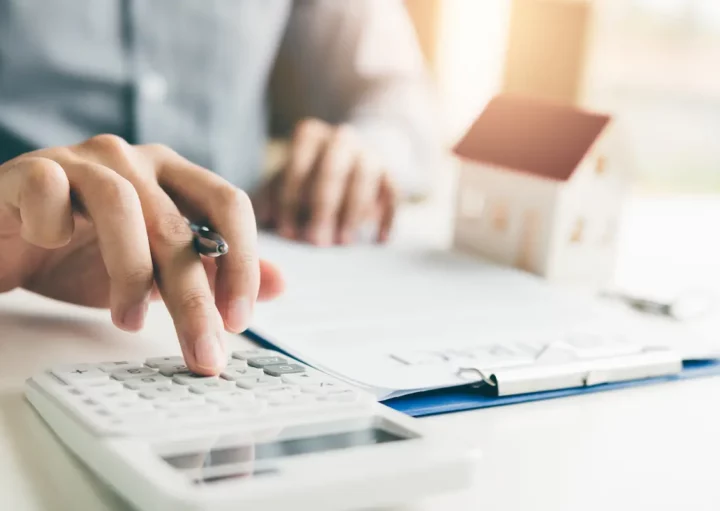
[2,196,720,511]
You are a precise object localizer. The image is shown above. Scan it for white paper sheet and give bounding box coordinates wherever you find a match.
[253,234,720,400]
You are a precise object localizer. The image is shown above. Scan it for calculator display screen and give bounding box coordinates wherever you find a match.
[160,426,411,483]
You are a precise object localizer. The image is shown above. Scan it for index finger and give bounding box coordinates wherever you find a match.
[150,147,260,334]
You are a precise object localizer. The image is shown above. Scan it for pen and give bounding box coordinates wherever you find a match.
[187,221,229,257]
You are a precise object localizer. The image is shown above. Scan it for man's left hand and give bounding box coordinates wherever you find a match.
[255,118,397,246]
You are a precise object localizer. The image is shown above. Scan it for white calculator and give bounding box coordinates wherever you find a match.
[24,348,475,511]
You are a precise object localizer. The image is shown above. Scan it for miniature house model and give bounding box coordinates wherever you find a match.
[453,94,627,289]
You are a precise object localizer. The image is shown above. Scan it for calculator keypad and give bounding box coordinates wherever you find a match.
[41,350,372,436]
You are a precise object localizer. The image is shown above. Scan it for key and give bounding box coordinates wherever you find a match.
[189,379,237,394]
[263,364,306,377]
[158,364,190,377]
[247,356,287,368]
[106,400,155,414]
[139,386,190,400]
[299,381,352,395]
[216,402,266,419]
[154,395,207,410]
[111,367,158,381]
[266,393,316,407]
[253,385,301,398]
[165,406,219,423]
[235,374,282,390]
[281,371,334,385]
[145,356,185,368]
[226,359,248,369]
[105,411,167,431]
[102,390,140,406]
[97,361,144,373]
[123,375,172,390]
[205,389,256,406]
[82,381,125,396]
[220,366,263,381]
[231,349,278,361]
[52,366,110,385]
[173,373,222,386]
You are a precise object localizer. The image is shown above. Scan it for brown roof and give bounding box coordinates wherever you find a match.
[453,94,611,181]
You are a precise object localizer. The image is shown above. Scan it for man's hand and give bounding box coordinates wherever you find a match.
[255,119,398,246]
[0,135,284,375]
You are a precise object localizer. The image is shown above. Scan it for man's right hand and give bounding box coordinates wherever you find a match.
[0,135,284,375]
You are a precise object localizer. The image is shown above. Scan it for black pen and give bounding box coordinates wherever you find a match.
[187,221,229,257]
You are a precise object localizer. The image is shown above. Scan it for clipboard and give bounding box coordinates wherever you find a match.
[245,330,720,418]
[385,359,720,417]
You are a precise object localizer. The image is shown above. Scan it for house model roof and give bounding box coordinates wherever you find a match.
[454,94,612,181]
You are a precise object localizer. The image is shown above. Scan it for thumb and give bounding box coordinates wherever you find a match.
[258,259,284,301]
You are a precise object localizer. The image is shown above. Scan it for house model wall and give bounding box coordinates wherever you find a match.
[453,94,628,290]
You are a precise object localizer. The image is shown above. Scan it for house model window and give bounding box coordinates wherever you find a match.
[595,155,607,175]
[490,201,510,233]
[570,217,586,244]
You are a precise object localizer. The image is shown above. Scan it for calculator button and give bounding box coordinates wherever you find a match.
[266,393,317,407]
[216,402,266,419]
[123,375,172,390]
[102,391,140,405]
[235,374,282,390]
[247,356,287,368]
[253,385,301,398]
[173,373,222,386]
[111,367,158,381]
[205,390,256,406]
[188,379,237,394]
[145,356,185,368]
[158,364,190,377]
[139,386,190,400]
[165,405,219,422]
[97,361,144,373]
[106,400,155,414]
[52,366,110,385]
[299,381,352,395]
[263,364,306,377]
[104,413,168,435]
[231,349,278,361]
[280,371,331,385]
[220,366,263,381]
[153,395,206,409]
[82,381,125,395]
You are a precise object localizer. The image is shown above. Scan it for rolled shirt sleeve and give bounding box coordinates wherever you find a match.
[270,0,441,198]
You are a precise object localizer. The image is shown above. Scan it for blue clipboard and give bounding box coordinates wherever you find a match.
[245,330,720,418]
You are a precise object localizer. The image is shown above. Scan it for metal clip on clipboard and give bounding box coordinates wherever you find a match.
[457,348,683,397]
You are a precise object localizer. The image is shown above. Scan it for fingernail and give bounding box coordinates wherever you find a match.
[278,224,295,239]
[313,226,332,246]
[340,230,353,245]
[194,335,226,371]
[121,301,148,331]
[227,297,253,333]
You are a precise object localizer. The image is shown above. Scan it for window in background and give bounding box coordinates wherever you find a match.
[587,0,720,193]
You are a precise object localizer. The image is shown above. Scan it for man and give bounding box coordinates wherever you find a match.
[0,1,437,374]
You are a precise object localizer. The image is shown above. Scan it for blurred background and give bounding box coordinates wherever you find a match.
[405,0,720,193]
[401,0,720,311]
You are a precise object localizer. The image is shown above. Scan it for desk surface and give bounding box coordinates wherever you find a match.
[2,196,720,511]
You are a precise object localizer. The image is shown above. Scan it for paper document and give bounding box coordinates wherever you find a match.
[253,234,719,400]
